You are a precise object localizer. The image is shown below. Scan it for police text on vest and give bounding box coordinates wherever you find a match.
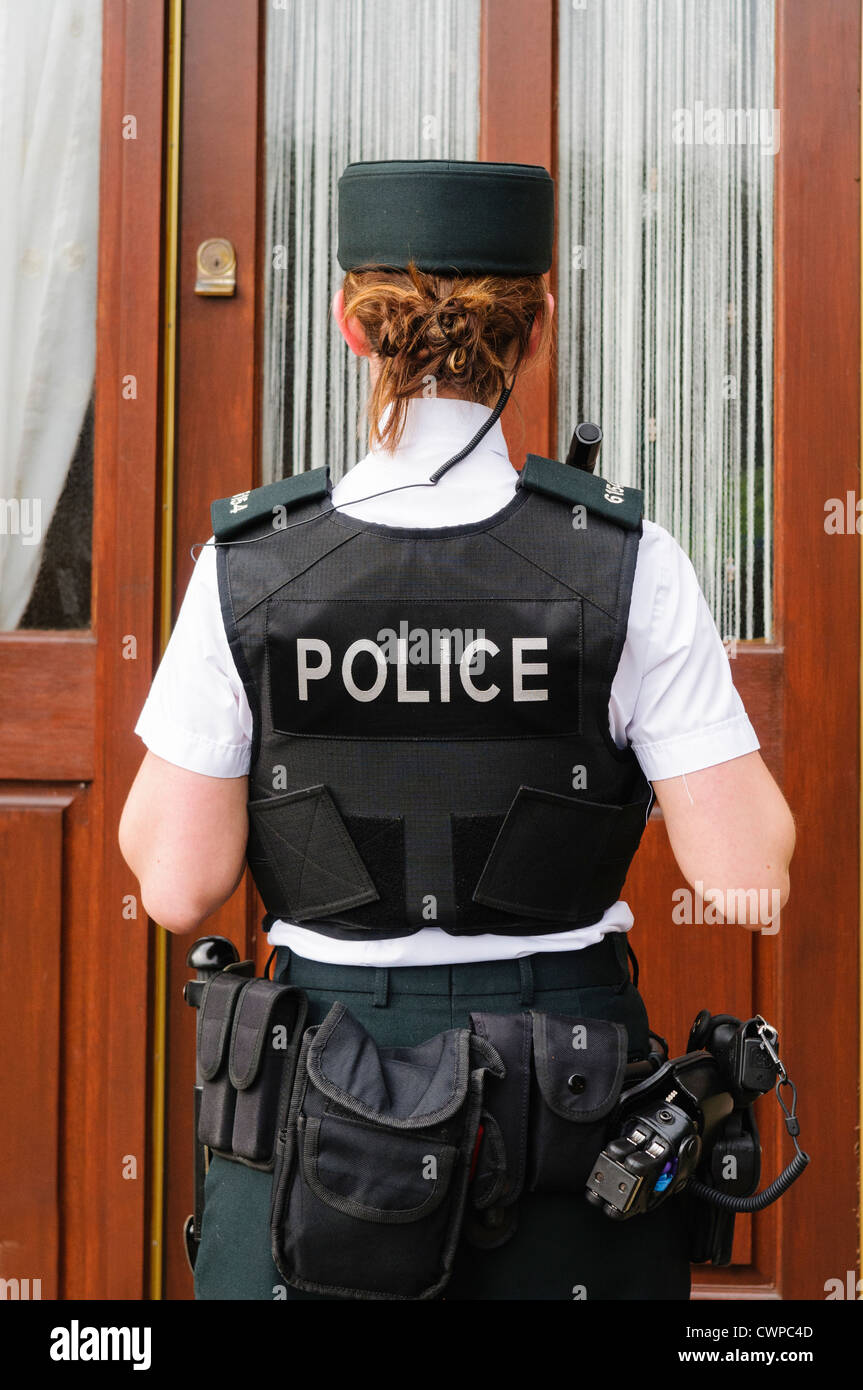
[296,635,548,703]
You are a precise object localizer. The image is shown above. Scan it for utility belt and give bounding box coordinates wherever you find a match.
[184,938,809,1301]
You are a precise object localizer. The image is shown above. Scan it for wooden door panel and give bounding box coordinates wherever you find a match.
[0,637,95,780]
[480,0,554,462]
[0,788,79,1300]
[729,650,783,778]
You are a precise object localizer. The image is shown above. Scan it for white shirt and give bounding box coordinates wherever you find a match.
[135,397,759,965]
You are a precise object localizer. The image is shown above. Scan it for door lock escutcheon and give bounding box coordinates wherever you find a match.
[195,238,237,296]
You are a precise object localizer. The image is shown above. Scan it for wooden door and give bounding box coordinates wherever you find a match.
[137,0,858,1302]
[0,0,166,1299]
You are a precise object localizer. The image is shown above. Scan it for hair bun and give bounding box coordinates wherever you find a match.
[340,260,551,452]
[433,295,479,350]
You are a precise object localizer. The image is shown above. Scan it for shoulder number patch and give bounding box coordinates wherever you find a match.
[518,454,643,530]
[211,467,331,540]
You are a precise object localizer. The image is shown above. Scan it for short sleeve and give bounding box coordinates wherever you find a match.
[134,538,253,777]
[609,521,761,781]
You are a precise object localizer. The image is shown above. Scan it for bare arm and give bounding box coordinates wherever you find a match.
[119,750,249,934]
[651,750,796,929]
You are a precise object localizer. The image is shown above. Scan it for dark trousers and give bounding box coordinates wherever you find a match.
[194,937,692,1301]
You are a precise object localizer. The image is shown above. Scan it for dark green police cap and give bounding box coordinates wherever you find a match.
[337,159,554,276]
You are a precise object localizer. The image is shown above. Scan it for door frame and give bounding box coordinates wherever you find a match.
[85,0,167,1299]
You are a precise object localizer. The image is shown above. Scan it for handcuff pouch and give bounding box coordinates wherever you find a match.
[526,1011,628,1192]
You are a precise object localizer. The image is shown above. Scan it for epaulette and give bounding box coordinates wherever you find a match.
[211,467,331,540]
[518,454,643,530]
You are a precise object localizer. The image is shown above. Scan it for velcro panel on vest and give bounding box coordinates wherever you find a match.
[469,1011,532,1209]
[246,785,386,922]
[519,453,643,530]
[197,972,249,1152]
[451,814,520,933]
[211,466,330,541]
[459,784,651,927]
[527,1013,628,1193]
[228,979,308,1167]
[338,814,408,928]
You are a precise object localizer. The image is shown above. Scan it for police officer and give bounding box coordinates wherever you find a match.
[120,159,796,1301]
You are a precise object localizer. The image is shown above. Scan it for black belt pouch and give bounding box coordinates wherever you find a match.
[469,1010,628,1201]
[270,1002,504,1300]
[527,1011,628,1192]
[198,975,307,1171]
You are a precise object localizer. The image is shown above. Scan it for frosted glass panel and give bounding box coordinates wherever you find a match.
[558,0,775,641]
[263,0,481,486]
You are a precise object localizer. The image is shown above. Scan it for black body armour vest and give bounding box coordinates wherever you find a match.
[212,455,654,941]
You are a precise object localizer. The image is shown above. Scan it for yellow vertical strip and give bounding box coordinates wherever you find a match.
[859,4,863,1281]
[149,0,183,1302]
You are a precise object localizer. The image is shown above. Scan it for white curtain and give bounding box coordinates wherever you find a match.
[262,0,481,486]
[558,0,775,640]
[0,0,102,629]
